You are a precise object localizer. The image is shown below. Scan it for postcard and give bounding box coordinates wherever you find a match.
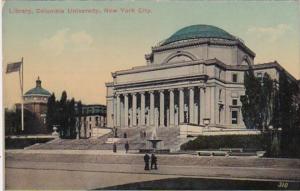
[3,0,300,190]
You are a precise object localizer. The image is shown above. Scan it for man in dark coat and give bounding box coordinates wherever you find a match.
[144,153,150,170]
[151,153,158,170]
[125,141,129,153]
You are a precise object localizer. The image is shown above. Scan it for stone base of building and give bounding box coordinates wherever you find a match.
[179,124,261,137]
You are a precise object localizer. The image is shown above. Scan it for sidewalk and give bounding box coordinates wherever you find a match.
[6,149,300,169]
[6,160,300,182]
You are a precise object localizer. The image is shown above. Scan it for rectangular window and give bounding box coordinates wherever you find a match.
[232,73,238,82]
[232,99,238,106]
[219,89,222,100]
[89,124,91,129]
[96,117,99,126]
[232,111,238,124]
[89,117,91,121]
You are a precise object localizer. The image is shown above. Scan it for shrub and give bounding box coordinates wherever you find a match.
[180,135,264,150]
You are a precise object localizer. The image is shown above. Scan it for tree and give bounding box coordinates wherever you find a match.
[59,91,68,138]
[260,73,276,131]
[76,101,83,138]
[240,67,262,129]
[68,98,76,138]
[46,93,56,132]
[278,72,299,157]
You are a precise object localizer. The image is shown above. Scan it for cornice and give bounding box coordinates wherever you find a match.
[152,38,255,57]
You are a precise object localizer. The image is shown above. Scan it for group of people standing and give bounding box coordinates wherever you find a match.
[144,153,158,170]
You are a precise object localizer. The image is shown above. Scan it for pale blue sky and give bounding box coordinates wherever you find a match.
[3,0,300,107]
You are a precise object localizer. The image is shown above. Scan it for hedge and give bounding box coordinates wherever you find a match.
[180,135,264,151]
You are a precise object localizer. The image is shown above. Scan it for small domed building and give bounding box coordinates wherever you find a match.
[106,24,297,134]
[23,77,51,133]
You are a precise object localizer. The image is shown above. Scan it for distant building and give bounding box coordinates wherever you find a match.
[76,104,107,138]
[19,77,51,133]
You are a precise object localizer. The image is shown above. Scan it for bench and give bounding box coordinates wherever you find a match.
[219,148,243,152]
[196,150,229,156]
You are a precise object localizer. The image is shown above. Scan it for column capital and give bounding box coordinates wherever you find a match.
[131,92,137,96]
[188,86,194,90]
[123,93,128,96]
[168,88,174,92]
[158,89,165,93]
[140,91,145,95]
[178,87,184,91]
[149,90,155,94]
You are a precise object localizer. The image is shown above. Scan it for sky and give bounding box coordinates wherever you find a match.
[3,0,300,108]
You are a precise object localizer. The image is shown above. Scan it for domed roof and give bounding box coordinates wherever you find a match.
[162,24,236,45]
[24,77,51,96]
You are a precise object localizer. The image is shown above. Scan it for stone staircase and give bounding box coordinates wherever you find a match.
[28,127,189,152]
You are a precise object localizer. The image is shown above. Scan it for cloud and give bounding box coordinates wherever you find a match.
[40,28,69,56]
[246,24,292,43]
[40,29,94,55]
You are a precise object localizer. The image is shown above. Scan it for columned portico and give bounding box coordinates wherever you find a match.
[132,93,137,127]
[169,89,175,127]
[159,90,165,128]
[140,92,145,127]
[189,87,194,124]
[124,93,129,128]
[116,94,121,127]
[199,87,205,125]
[150,91,155,126]
[179,88,184,124]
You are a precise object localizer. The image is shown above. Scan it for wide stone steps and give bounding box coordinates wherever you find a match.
[28,127,188,152]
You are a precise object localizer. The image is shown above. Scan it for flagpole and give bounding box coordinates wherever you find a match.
[21,57,24,131]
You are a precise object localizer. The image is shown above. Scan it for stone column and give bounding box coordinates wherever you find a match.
[116,94,121,127]
[132,93,137,127]
[150,91,155,126]
[159,90,165,127]
[189,87,194,124]
[113,96,117,127]
[206,87,211,119]
[169,89,175,127]
[140,92,145,126]
[179,88,184,124]
[124,94,128,127]
[199,87,206,125]
[210,87,215,124]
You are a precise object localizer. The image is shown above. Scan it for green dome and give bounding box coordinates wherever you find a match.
[162,25,236,45]
[24,77,51,96]
[24,87,51,96]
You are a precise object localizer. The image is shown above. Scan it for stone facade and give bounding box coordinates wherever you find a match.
[76,104,107,138]
[106,25,296,130]
[20,77,51,133]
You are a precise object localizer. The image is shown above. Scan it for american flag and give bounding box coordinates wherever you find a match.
[6,61,22,73]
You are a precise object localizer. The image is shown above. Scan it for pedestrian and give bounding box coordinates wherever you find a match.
[144,153,150,170]
[125,141,129,153]
[113,142,117,153]
[123,132,127,139]
[151,153,158,170]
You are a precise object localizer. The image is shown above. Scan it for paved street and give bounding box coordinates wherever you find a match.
[6,159,300,190]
